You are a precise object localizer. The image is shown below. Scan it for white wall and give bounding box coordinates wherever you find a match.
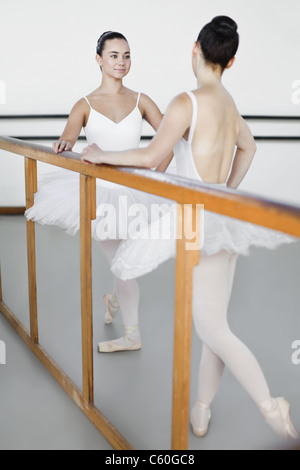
[1,0,300,207]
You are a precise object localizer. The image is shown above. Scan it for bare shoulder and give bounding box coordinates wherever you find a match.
[166,92,193,117]
[139,92,159,108]
[192,87,216,105]
[67,97,90,127]
[173,91,193,104]
[71,97,90,113]
[138,93,163,120]
[194,86,239,117]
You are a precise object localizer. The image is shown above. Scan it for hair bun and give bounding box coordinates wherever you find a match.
[97,31,112,45]
[196,16,239,70]
[96,31,128,56]
[99,31,113,39]
[210,16,238,38]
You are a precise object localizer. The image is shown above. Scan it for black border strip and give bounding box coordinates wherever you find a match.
[0,115,69,119]
[1,115,299,141]
[8,135,300,141]
[8,135,153,141]
[0,114,299,120]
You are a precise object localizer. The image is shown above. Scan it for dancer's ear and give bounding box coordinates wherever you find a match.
[192,42,199,57]
[225,57,235,70]
[96,54,103,70]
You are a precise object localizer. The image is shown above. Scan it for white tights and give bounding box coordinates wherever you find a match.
[99,240,139,328]
[193,250,271,406]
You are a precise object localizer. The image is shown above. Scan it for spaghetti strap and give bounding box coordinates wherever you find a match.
[185,91,198,144]
[84,96,92,108]
[136,92,141,107]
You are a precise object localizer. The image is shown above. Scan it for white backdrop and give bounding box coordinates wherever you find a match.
[0,0,300,206]
[1,0,300,114]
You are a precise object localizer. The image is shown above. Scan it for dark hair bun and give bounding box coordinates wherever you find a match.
[210,16,238,38]
[98,31,113,42]
[196,16,239,70]
[96,31,128,56]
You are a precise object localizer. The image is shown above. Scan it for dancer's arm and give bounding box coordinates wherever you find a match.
[226,116,257,189]
[81,93,191,168]
[155,152,176,173]
[139,93,174,172]
[53,99,88,153]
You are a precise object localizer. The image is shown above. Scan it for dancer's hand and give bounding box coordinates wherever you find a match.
[81,144,103,164]
[53,140,73,154]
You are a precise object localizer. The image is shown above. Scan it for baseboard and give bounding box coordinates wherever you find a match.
[0,207,25,215]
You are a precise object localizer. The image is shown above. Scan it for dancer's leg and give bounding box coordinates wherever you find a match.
[98,240,141,352]
[196,343,225,406]
[195,253,238,406]
[193,250,270,404]
[103,278,120,325]
[191,250,298,439]
[227,253,238,300]
[191,252,237,436]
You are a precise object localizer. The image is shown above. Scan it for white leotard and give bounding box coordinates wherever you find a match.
[25,91,166,240]
[111,91,296,280]
[83,93,142,151]
[175,91,225,187]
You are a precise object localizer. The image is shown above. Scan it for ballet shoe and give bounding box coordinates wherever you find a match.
[98,326,142,353]
[259,397,299,441]
[190,401,211,438]
[103,293,120,324]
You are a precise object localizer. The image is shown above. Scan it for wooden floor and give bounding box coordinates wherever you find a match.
[0,215,300,450]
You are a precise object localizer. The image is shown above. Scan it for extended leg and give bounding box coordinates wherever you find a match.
[194,253,238,407]
[190,250,299,440]
[193,250,271,404]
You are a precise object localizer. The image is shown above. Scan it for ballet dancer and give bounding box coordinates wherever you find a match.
[26,31,173,353]
[81,18,299,441]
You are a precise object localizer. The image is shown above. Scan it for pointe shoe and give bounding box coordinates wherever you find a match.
[190,401,211,438]
[260,397,299,441]
[103,293,120,324]
[98,326,142,353]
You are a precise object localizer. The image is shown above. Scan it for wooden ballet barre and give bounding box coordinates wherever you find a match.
[1,136,300,236]
[0,136,300,451]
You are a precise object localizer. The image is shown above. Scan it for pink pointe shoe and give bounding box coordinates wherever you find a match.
[260,397,299,441]
[103,293,120,324]
[190,401,211,438]
[98,325,142,353]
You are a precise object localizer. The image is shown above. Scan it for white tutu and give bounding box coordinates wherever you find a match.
[25,169,172,241]
[111,205,298,280]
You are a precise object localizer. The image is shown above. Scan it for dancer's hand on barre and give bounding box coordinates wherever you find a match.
[81,143,103,164]
[53,140,73,154]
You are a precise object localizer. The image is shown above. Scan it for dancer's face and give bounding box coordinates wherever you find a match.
[97,39,131,78]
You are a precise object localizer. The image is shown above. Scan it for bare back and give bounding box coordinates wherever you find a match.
[190,85,240,183]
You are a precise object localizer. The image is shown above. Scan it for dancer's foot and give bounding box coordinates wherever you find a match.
[103,293,120,324]
[98,325,142,353]
[259,397,299,440]
[191,401,211,438]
